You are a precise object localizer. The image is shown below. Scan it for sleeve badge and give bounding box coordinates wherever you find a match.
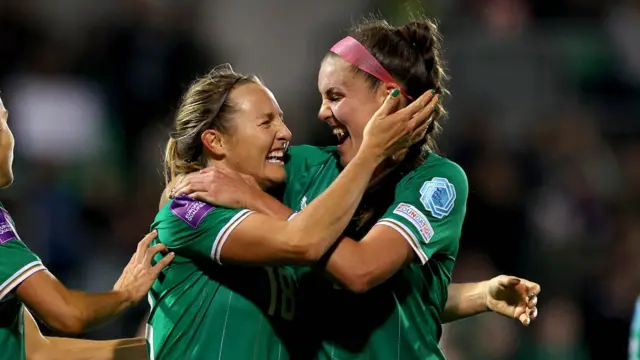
[419,177,456,219]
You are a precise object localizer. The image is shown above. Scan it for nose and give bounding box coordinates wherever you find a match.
[277,121,292,143]
[318,100,332,123]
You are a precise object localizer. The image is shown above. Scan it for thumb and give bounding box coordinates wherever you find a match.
[499,276,521,288]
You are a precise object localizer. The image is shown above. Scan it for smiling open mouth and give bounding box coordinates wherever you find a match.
[266,149,285,163]
[333,126,349,145]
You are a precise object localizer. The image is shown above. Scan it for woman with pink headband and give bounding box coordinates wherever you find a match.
[175,17,540,359]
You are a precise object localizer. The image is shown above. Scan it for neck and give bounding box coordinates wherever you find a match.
[367,159,399,191]
[205,160,270,192]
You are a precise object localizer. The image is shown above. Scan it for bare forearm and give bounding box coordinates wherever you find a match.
[247,190,294,219]
[441,282,488,323]
[288,154,379,254]
[19,271,135,334]
[46,337,147,360]
[65,290,133,332]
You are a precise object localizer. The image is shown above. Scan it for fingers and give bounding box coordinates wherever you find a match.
[188,192,210,203]
[174,176,208,197]
[390,148,409,163]
[373,89,403,118]
[146,243,169,259]
[525,281,541,297]
[410,113,435,144]
[398,89,436,119]
[520,288,539,326]
[518,312,531,326]
[152,252,175,273]
[407,94,439,130]
[499,276,522,288]
[170,175,188,198]
[173,182,194,197]
[135,230,157,263]
[173,175,187,191]
[199,167,216,174]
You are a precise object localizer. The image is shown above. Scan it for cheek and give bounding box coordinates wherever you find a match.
[333,101,370,137]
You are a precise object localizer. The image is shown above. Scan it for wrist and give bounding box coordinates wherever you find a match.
[358,138,389,165]
[245,186,272,212]
[479,280,491,312]
[116,289,136,309]
[352,150,383,173]
[249,188,293,220]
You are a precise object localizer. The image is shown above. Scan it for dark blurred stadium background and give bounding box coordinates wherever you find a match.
[1,0,638,359]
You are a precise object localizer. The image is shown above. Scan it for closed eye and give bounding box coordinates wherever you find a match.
[325,88,344,102]
[259,118,272,127]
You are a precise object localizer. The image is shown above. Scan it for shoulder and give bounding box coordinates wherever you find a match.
[287,145,336,158]
[403,154,468,193]
[153,196,251,245]
[286,145,338,169]
[165,195,217,229]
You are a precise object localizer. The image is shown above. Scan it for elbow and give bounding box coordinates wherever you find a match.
[343,277,374,294]
[338,268,376,294]
[287,232,326,264]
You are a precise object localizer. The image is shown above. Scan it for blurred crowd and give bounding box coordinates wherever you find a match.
[0,0,639,359]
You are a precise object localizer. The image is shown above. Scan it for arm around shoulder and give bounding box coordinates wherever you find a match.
[322,160,469,293]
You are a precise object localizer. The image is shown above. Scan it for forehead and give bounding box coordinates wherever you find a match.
[229,83,281,115]
[318,56,364,92]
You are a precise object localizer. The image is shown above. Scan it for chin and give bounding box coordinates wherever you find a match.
[337,148,356,167]
[0,175,14,189]
[261,170,286,189]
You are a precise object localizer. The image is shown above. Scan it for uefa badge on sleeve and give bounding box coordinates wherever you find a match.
[419,177,456,219]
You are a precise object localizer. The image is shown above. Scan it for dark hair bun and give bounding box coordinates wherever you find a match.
[396,20,440,63]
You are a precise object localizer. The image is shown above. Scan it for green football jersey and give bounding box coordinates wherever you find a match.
[630,296,640,360]
[284,145,468,360]
[146,195,297,360]
[0,203,46,360]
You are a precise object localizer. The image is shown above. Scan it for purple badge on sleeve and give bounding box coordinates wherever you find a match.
[0,208,18,244]
[169,195,215,229]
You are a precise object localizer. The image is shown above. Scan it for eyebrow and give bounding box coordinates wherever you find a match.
[261,111,284,120]
[325,86,344,96]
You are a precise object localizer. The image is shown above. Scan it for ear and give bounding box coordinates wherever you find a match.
[378,83,408,108]
[201,129,226,157]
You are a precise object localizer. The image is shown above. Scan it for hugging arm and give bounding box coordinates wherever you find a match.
[176,167,538,324]
[25,309,147,360]
[166,89,436,266]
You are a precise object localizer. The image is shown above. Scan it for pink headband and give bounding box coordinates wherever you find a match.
[330,36,414,101]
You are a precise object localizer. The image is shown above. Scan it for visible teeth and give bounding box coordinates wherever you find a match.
[267,150,284,158]
[266,150,284,163]
[332,126,349,144]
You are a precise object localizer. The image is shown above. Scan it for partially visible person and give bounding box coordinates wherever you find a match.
[146,65,435,359]
[0,94,174,360]
[24,230,170,360]
[631,296,640,360]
